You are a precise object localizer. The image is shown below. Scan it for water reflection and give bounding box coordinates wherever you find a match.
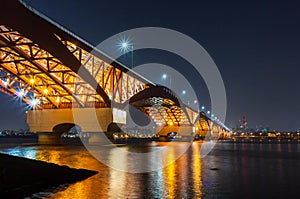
[2,147,37,159]
[192,143,202,197]
[108,148,127,198]
[164,147,177,198]
[0,142,299,198]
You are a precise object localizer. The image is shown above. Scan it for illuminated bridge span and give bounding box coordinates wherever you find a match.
[0,0,230,144]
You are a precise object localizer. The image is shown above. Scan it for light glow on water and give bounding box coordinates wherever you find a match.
[0,142,299,198]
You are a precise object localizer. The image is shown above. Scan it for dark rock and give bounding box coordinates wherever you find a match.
[0,153,97,198]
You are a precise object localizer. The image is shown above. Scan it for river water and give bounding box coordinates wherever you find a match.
[0,142,299,198]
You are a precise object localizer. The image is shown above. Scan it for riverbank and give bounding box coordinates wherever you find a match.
[0,153,97,198]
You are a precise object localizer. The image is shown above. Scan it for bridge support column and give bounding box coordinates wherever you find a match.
[38,132,63,145]
[27,108,114,145]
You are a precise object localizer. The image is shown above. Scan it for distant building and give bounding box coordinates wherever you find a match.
[255,126,269,132]
[236,115,248,133]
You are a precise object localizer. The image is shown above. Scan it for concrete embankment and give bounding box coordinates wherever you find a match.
[0,153,97,198]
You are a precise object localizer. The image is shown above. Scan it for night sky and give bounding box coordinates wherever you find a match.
[1,0,300,131]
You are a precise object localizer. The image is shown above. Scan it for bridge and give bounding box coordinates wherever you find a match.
[0,0,230,144]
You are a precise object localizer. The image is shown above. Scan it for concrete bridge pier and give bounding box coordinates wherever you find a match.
[27,108,114,145]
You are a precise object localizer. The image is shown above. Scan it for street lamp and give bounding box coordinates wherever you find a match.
[121,42,128,49]
[120,41,133,69]
[181,90,190,105]
[162,73,172,88]
[162,73,167,79]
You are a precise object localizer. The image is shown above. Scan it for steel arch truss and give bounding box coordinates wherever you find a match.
[56,36,147,104]
[0,25,147,109]
[131,97,191,127]
[194,117,210,132]
[0,25,102,108]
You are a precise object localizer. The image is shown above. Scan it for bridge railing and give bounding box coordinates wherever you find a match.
[38,102,107,109]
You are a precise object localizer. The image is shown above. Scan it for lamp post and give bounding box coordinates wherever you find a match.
[121,41,133,69]
[162,73,171,88]
[182,90,190,105]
